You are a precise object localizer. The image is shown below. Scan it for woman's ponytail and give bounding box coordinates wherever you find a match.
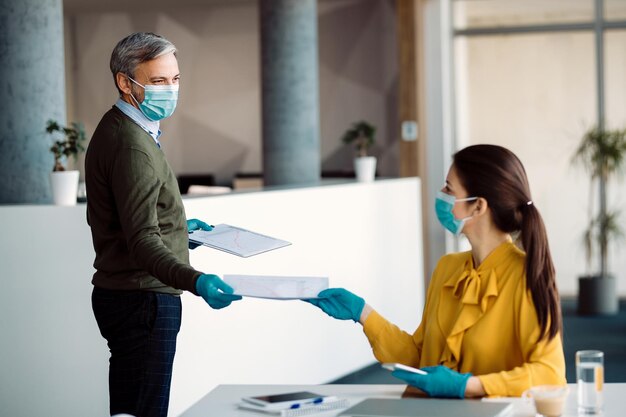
[520,202,561,341]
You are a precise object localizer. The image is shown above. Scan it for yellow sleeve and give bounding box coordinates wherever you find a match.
[478,282,566,396]
[362,310,423,366]
[361,264,439,366]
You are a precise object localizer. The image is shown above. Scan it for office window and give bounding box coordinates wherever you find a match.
[449,1,626,293]
[454,32,596,167]
[605,30,626,128]
[605,0,626,21]
[453,0,593,30]
[453,30,597,293]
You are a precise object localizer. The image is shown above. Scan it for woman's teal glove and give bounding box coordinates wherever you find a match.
[391,365,471,398]
[305,288,365,322]
[187,219,213,250]
[196,274,242,309]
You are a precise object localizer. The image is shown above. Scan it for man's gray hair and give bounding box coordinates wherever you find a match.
[110,32,177,94]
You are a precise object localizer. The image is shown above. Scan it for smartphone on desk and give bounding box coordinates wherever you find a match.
[382,363,428,375]
[242,391,332,410]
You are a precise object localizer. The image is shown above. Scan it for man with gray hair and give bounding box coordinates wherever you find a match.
[85,32,241,417]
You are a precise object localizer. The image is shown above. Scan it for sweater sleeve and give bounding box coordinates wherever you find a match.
[111,147,201,293]
[478,281,566,396]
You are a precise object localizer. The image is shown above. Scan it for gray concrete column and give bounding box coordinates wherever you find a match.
[0,0,66,204]
[260,0,320,186]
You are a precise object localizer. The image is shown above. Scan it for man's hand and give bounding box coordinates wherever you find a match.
[187,219,213,233]
[196,274,242,309]
[187,219,213,250]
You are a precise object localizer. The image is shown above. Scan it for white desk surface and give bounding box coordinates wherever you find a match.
[179,383,626,417]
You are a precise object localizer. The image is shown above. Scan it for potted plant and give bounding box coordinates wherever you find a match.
[341,120,377,182]
[572,126,626,315]
[45,119,86,206]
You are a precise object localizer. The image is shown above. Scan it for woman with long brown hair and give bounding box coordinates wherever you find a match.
[306,144,566,397]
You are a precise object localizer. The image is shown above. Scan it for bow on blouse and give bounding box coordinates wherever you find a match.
[452,266,499,312]
[439,261,499,367]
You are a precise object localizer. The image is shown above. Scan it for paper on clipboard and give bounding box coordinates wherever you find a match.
[188,224,291,258]
[223,275,328,299]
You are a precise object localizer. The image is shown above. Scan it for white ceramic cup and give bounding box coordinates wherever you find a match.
[522,385,569,417]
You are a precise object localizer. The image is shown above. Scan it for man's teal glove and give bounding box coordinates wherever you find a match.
[391,365,471,398]
[196,274,242,309]
[187,219,213,250]
[187,219,213,233]
[305,288,365,322]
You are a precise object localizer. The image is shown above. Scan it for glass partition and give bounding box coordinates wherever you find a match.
[453,0,593,30]
[453,31,597,291]
[605,30,626,128]
[605,0,626,21]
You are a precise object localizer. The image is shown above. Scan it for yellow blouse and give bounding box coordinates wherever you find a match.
[362,241,566,396]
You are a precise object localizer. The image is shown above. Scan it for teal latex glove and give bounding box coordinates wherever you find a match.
[187,219,213,250]
[391,365,471,398]
[187,219,213,233]
[196,274,242,309]
[305,288,365,322]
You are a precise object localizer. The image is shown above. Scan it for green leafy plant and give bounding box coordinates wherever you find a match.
[572,126,626,276]
[341,121,376,158]
[45,119,86,172]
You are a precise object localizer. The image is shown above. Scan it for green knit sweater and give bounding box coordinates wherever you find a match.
[85,106,200,294]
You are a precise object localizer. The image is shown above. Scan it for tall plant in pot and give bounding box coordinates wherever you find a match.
[45,119,86,206]
[572,126,626,315]
[342,120,377,182]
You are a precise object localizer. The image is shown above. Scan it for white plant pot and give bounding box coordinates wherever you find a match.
[50,170,80,206]
[354,156,377,182]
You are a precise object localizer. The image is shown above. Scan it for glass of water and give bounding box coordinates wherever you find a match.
[576,350,604,414]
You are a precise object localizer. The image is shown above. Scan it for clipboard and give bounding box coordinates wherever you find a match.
[188,224,291,257]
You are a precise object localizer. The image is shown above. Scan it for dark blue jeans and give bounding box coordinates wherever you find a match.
[92,287,182,417]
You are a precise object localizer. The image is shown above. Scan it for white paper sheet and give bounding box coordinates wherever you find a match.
[223,275,329,300]
[188,224,291,257]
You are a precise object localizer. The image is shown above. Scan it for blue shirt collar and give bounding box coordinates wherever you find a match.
[114,98,162,146]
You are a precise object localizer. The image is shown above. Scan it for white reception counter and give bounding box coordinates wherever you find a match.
[0,178,424,417]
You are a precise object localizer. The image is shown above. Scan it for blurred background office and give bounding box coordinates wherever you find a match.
[2,0,624,294]
[12,0,622,295]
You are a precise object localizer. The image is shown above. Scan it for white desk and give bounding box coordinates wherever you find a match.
[179,383,626,417]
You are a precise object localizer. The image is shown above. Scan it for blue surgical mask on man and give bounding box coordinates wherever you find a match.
[127,75,179,121]
[435,191,478,235]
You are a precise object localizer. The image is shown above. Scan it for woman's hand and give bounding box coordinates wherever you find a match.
[391,365,472,398]
[305,288,365,322]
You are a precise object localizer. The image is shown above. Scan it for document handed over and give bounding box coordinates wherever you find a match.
[223,275,329,299]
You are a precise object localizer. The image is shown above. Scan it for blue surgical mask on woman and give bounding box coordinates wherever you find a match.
[435,190,478,235]
[127,75,179,121]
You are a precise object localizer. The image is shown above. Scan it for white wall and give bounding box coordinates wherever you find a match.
[63,0,399,185]
[0,178,424,417]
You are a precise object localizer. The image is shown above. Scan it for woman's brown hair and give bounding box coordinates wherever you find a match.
[453,144,561,341]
